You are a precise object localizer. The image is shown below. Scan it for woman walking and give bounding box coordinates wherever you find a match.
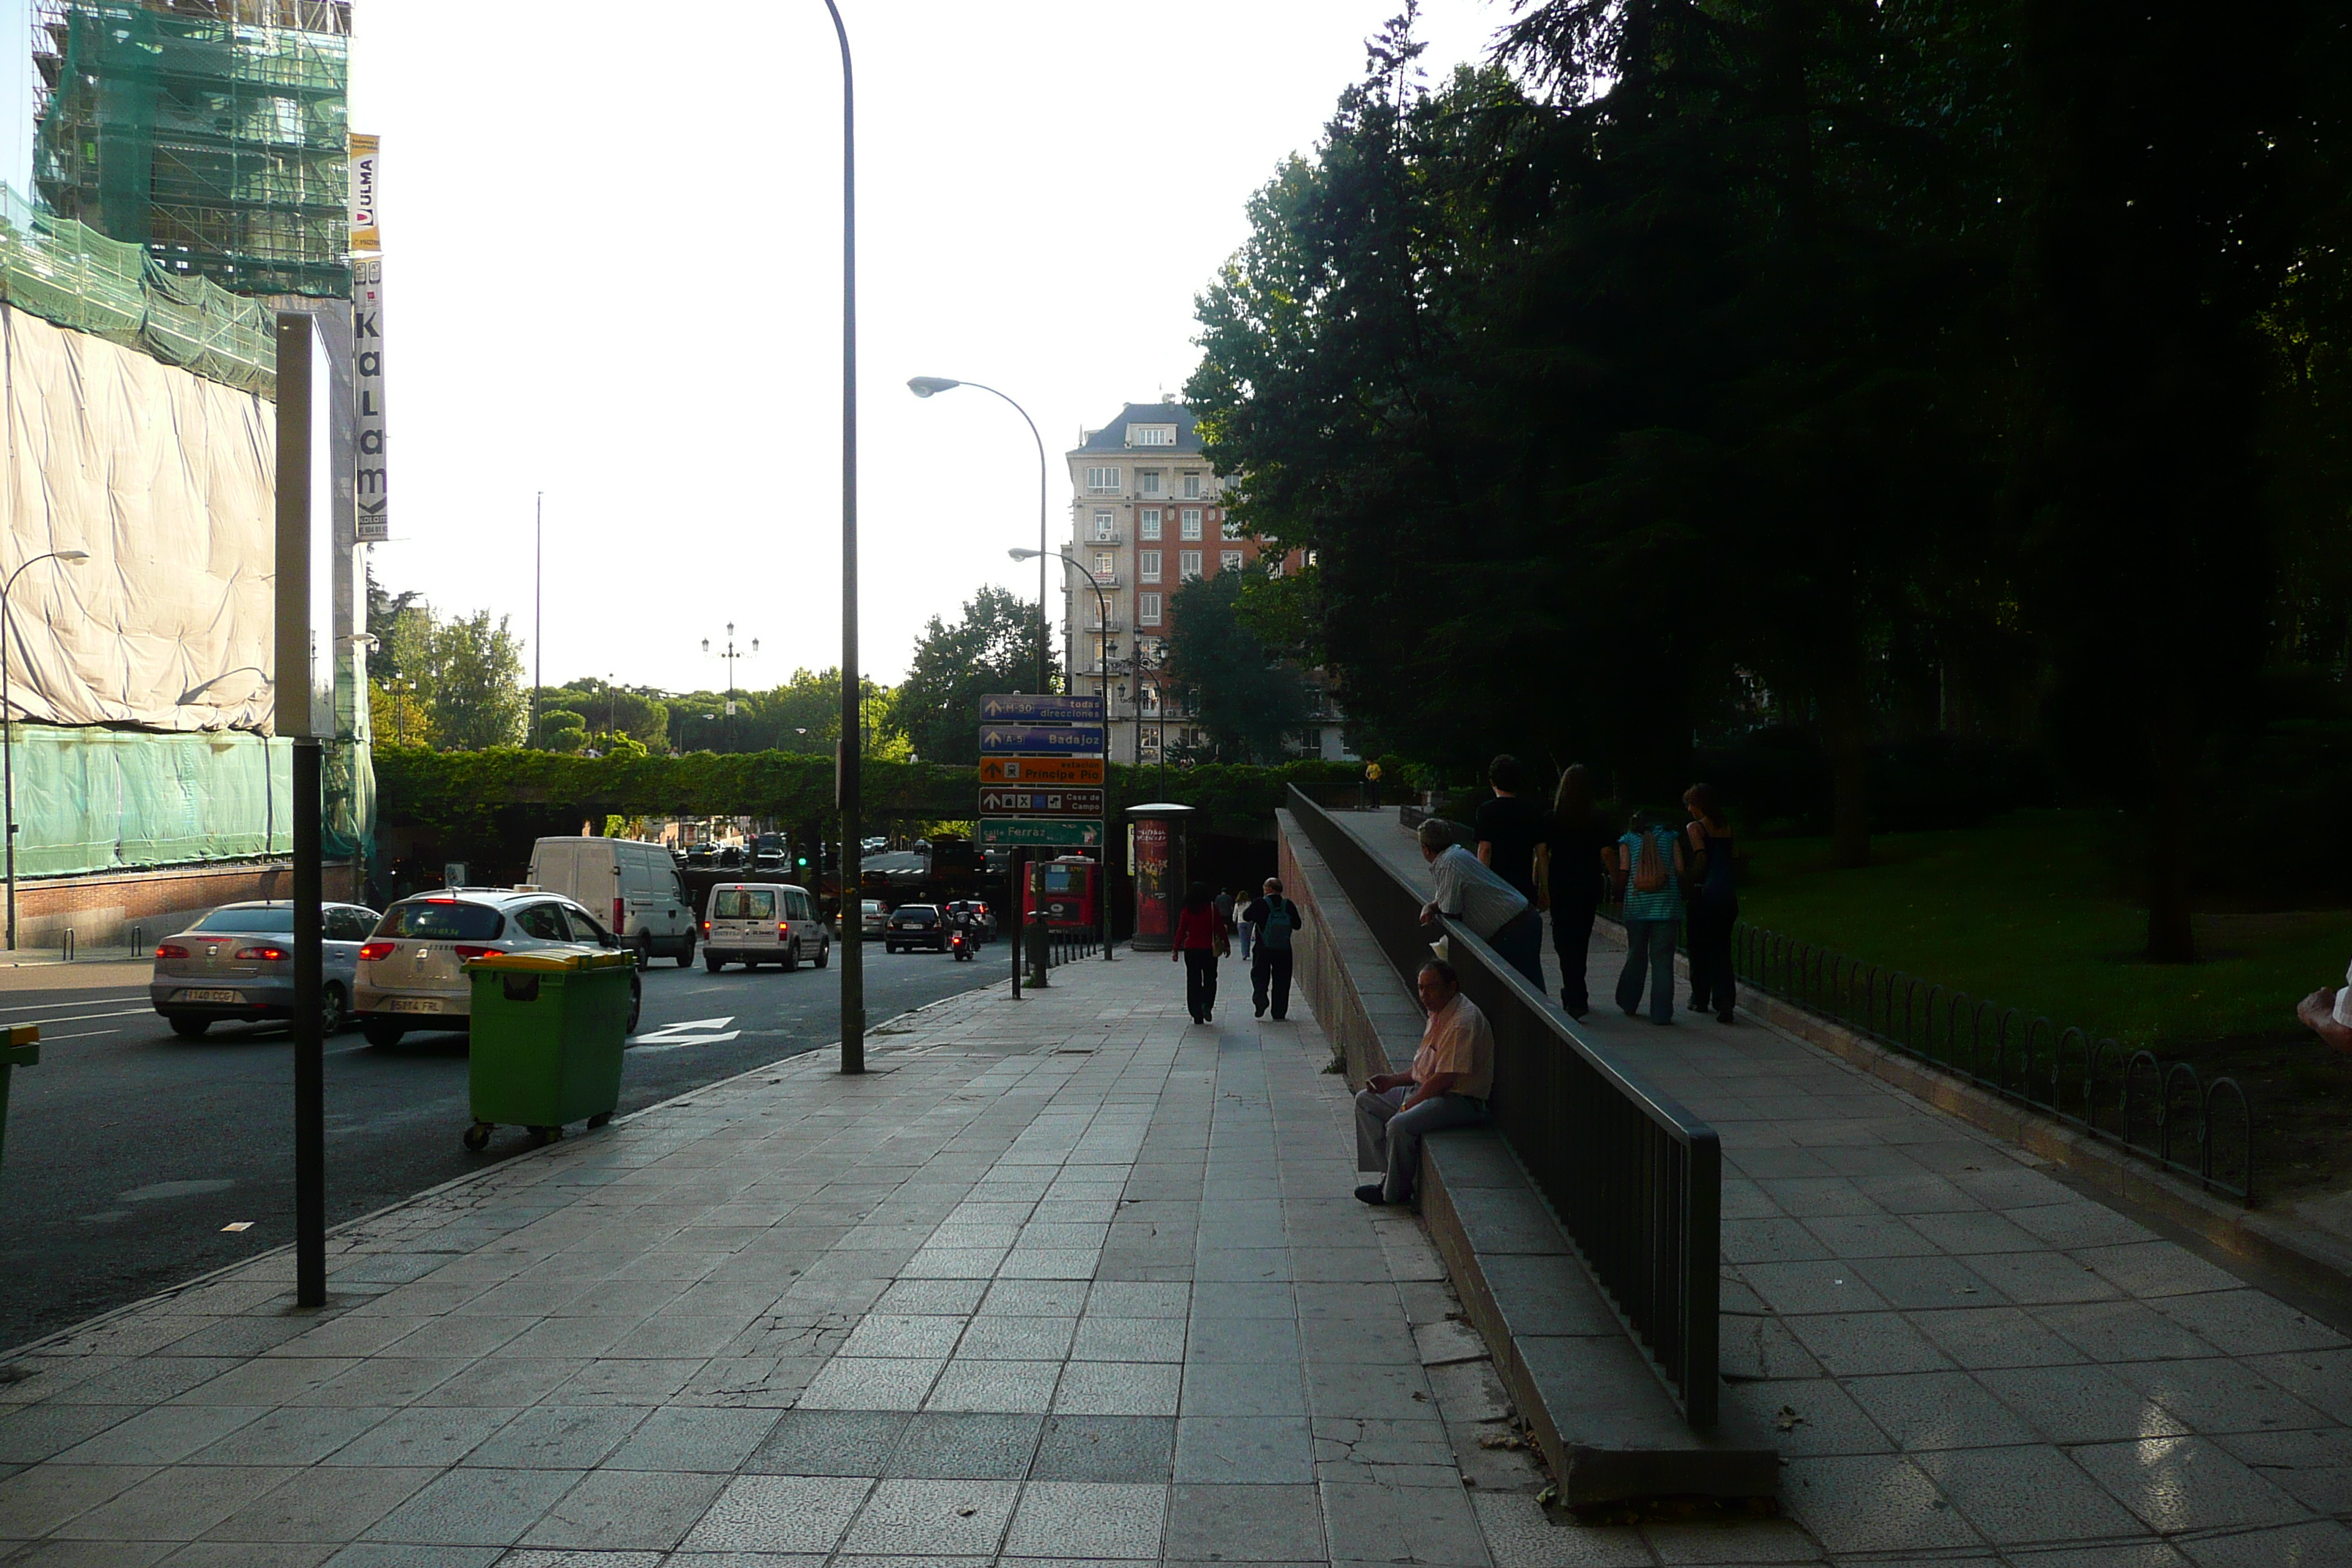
[1683,784,1738,1022]
[1172,883,1224,1025]
[1615,811,1686,1024]
[1545,765,1615,1019]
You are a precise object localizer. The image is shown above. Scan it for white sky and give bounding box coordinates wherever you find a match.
[0,0,1516,691]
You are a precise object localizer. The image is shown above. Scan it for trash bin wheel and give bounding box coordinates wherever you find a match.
[587,1111,613,1128]
[462,1122,491,1152]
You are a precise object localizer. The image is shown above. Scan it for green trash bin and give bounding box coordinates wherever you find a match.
[461,948,636,1150]
[0,1024,37,1175]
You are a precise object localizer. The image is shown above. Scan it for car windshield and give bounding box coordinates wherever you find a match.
[377,902,506,941]
[712,889,775,919]
[192,907,295,933]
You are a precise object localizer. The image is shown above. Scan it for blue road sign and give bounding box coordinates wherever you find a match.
[978,724,1104,755]
[979,693,1103,723]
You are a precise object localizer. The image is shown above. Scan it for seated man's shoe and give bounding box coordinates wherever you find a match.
[1353,1183,1389,1205]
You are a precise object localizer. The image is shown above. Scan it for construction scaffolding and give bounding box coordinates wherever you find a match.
[31,0,352,299]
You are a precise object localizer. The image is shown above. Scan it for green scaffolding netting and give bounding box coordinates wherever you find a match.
[0,184,276,394]
[34,1,350,302]
[7,724,372,878]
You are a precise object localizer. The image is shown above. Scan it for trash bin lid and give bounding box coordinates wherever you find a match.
[462,946,636,973]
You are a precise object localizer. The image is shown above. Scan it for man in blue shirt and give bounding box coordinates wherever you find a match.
[1244,878,1307,1020]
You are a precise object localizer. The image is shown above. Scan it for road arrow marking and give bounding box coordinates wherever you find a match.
[630,1015,741,1049]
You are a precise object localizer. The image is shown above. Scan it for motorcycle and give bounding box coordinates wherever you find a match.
[950,927,975,962]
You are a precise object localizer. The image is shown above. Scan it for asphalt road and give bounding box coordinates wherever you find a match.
[0,943,1009,1353]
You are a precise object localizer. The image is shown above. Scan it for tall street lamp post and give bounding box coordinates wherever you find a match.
[821,0,864,1072]
[2,549,89,949]
[1011,546,1114,962]
[907,377,1049,694]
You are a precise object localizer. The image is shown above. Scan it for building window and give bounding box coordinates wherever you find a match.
[1180,508,1204,540]
[1129,423,1176,447]
[1138,592,1162,624]
[1183,472,1203,499]
[1179,549,1202,578]
[1220,550,1243,574]
[1138,470,1161,497]
[1092,510,1115,540]
[1221,518,1243,541]
[1139,508,1162,540]
[1139,551,1161,583]
[1085,465,1121,492]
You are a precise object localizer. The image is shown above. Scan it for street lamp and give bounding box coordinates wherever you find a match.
[909,377,1049,694]
[1010,546,1114,962]
[701,625,758,752]
[3,549,90,949]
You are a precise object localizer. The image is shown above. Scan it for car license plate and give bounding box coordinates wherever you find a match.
[387,997,442,1014]
[180,988,242,1003]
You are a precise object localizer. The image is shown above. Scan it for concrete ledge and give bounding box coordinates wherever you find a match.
[1279,810,1777,1507]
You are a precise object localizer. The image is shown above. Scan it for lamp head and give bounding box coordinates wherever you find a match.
[907,376,960,399]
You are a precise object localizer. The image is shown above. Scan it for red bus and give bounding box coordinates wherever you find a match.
[1022,856,1101,931]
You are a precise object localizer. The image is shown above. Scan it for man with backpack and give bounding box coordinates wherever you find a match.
[1245,878,1308,1019]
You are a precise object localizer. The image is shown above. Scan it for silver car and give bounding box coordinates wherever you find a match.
[150,901,380,1040]
[355,889,641,1048]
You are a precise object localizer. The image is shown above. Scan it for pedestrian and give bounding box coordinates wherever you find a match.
[1615,810,1686,1023]
[1545,764,1613,1019]
[1417,817,1545,988]
[1245,877,1307,1019]
[1354,958,1492,1205]
[1682,783,1738,1024]
[1172,882,1224,1025]
[1363,759,1384,809]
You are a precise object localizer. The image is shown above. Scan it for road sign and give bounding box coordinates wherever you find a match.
[980,693,1103,723]
[979,787,1104,818]
[980,755,1104,786]
[980,818,1104,848]
[978,724,1104,755]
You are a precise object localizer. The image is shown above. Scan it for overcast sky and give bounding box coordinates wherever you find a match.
[1,1,1517,692]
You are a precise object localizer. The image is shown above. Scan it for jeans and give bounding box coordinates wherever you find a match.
[1183,948,1219,1020]
[1488,908,1545,990]
[1616,916,1677,1022]
[1354,1085,1486,1203]
[1552,901,1597,1015]
[1686,895,1738,1017]
[1252,946,1294,1019]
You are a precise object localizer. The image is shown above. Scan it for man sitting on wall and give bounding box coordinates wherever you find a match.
[1354,959,1492,1206]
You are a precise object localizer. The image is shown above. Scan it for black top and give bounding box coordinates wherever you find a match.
[1474,794,1550,900]
[1548,811,1615,911]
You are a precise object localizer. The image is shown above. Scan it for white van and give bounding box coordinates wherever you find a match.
[701,882,831,973]
[527,837,697,968]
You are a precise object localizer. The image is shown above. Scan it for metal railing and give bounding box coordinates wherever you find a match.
[1730,922,2255,1202]
[1288,787,1722,1429]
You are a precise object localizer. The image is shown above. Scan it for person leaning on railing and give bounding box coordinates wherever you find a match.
[1354,958,1493,1206]
[1416,817,1545,987]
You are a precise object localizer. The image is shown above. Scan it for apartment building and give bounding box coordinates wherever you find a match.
[1064,399,1349,764]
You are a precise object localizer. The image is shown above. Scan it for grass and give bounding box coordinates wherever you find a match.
[1736,810,2352,1196]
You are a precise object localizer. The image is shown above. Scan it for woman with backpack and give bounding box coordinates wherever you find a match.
[1615,810,1686,1024]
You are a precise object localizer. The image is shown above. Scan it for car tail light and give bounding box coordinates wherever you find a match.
[452,945,499,960]
[233,945,290,961]
[358,941,396,962]
[154,943,188,960]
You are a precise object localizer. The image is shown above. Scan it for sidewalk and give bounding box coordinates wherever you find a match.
[1344,807,2352,1565]
[0,954,1587,1567]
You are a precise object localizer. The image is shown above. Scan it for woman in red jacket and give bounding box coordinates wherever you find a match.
[1172,882,1224,1025]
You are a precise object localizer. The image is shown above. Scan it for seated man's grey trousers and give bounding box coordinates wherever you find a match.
[1354,1085,1486,1203]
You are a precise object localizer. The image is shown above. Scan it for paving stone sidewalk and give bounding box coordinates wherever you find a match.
[0,955,1633,1567]
[1343,807,2352,1567]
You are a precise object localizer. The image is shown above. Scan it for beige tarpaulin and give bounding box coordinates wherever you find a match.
[0,301,276,732]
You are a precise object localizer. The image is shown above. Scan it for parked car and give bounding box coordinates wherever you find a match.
[702,882,831,972]
[353,889,641,1048]
[943,900,997,941]
[885,903,949,954]
[860,900,886,938]
[149,901,380,1039]
[527,837,697,968]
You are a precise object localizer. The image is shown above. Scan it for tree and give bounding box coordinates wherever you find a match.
[1166,567,1311,764]
[426,611,528,750]
[895,587,1060,764]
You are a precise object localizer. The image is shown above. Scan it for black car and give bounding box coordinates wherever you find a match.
[884,903,948,953]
